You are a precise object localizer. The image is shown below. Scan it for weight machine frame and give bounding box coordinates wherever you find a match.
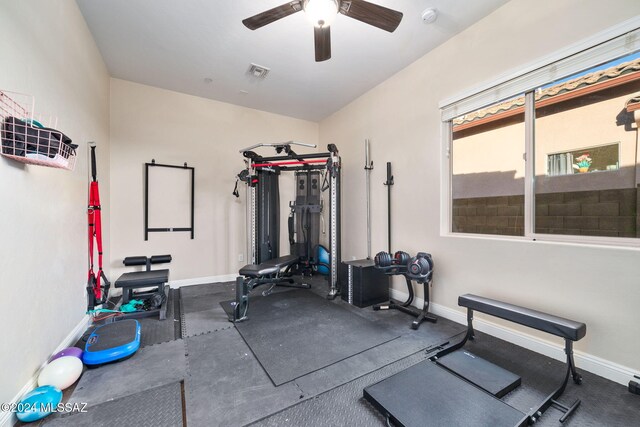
[239,142,342,299]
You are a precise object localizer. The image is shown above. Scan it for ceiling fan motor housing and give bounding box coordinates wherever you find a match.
[303,0,340,27]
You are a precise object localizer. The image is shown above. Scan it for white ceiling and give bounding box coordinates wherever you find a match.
[77,0,510,122]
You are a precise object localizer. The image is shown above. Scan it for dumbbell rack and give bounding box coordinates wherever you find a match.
[374,274,436,330]
[373,252,437,330]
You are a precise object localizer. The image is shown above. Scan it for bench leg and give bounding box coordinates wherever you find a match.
[431,308,474,361]
[565,340,582,385]
[527,339,582,424]
[230,276,250,322]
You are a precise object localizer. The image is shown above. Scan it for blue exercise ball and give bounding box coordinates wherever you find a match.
[15,385,62,423]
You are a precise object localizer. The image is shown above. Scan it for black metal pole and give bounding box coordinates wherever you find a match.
[144,163,149,241]
[384,162,393,254]
[190,167,195,239]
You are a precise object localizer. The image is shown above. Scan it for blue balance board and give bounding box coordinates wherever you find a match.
[82,319,141,366]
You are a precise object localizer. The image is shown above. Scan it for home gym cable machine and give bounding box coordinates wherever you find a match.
[235,141,341,299]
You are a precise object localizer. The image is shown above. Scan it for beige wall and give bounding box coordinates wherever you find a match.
[109,79,319,281]
[0,0,110,410]
[320,0,640,370]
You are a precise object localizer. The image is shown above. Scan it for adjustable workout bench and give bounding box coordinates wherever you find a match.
[364,293,586,426]
[114,255,171,320]
[229,254,309,322]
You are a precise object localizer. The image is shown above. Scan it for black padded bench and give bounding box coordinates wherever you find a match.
[114,254,171,320]
[229,255,308,322]
[238,254,300,278]
[364,293,587,426]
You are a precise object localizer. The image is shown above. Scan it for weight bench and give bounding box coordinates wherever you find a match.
[364,293,586,427]
[229,254,309,322]
[114,255,171,320]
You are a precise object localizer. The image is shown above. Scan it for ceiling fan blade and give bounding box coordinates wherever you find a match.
[339,0,403,33]
[314,25,331,62]
[243,1,303,30]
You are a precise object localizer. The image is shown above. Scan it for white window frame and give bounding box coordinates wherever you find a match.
[441,18,640,248]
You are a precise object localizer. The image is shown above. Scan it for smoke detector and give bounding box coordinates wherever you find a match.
[422,8,438,24]
[248,63,270,79]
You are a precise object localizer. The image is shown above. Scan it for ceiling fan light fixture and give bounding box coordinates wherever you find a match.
[304,0,338,27]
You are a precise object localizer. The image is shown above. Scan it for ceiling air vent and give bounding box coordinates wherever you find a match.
[248,63,270,79]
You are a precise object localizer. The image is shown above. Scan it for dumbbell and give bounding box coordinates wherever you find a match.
[374,251,410,268]
[406,252,434,281]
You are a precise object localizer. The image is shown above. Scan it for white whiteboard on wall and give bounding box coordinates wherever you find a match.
[145,162,194,240]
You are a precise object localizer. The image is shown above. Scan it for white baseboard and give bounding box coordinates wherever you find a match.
[1,314,92,427]
[389,288,637,386]
[169,274,237,288]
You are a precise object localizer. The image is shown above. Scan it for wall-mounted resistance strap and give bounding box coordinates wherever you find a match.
[87,146,109,308]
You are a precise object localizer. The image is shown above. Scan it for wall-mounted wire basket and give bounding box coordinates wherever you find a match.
[0,90,77,170]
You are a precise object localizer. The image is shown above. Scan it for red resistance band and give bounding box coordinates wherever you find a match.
[87,181,104,301]
[252,159,327,168]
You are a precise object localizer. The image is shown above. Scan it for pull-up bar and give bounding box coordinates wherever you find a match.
[239,141,317,153]
[252,159,327,168]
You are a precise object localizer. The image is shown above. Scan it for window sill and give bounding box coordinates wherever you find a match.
[443,231,640,250]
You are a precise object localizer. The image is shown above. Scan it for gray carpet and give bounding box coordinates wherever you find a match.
[230,289,400,386]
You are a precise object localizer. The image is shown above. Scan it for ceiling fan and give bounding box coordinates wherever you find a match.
[242,0,403,62]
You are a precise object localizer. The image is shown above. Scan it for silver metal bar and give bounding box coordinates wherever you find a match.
[328,154,339,298]
[524,91,535,237]
[365,139,372,259]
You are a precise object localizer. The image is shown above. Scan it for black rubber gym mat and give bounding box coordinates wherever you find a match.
[364,359,526,427]
[436,349,521,397]
[43,382,183,426]
[464,331,640,427]
[181,282,236,336]
[137,288,180,347]
[250,351,429,427]
[180,281,235,299]
[225,289,400,386]
[184,328,303,427]
[67,339,187,407]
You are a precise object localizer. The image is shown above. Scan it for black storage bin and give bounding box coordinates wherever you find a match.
[340,259,389,308]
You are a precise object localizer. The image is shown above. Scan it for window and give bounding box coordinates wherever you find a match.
[451,96,525,236]
[534,63,640,239]
[443,26,640,245]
